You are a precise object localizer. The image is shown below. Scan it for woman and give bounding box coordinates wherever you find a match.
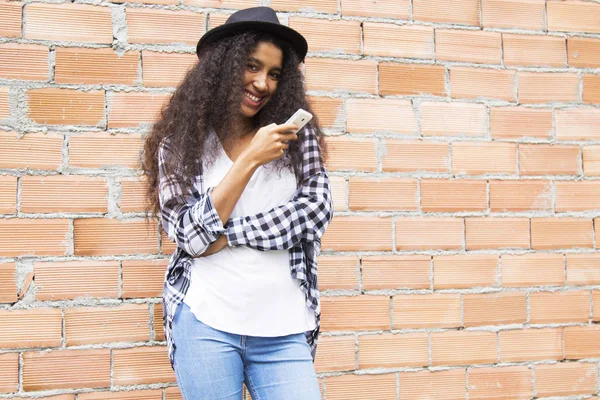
[141,7,333,400]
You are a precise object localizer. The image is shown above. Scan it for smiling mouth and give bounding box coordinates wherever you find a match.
[244,90,264,104]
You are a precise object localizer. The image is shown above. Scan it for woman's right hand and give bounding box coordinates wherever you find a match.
[242,123,299,167]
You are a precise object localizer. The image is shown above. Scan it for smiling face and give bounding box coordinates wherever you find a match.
[240,41,283,119]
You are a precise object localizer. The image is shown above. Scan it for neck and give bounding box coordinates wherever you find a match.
[232,116,254,137]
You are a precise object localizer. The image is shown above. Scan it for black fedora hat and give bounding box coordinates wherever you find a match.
[196,7,308,61]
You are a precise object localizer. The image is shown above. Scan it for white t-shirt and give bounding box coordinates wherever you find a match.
[183,135,316,336]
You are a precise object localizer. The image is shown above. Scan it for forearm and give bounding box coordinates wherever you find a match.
[210,152,258,225]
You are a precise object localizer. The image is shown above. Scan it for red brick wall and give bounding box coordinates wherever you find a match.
[1,0,600,398]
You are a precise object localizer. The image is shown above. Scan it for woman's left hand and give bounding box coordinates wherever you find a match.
[197,235,228,257]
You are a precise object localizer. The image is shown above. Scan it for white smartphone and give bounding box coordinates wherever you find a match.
[285,108,313,134]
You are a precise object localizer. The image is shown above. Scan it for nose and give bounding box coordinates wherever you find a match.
[253,73,268,93]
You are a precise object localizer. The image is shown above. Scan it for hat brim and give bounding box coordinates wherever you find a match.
[196,21,308,62]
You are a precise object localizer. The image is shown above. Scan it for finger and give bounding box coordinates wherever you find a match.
[277,132,299,141]
[275,123,299,133]
[281,142,290,150]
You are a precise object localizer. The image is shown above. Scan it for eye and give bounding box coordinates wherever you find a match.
[270,72,281,80]
[246,63,259,72]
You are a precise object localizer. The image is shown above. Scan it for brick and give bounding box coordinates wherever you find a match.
[584,75,600,104]
[25,3,112,43]
[466,218,530,250]
[396,218,463,250]
[556,181,600,211]
[0,0,21,38]
[0,263,17,303]
[35,261,119,300]
[454,143,517,175]
[307,96,343,129]
[122,259,167,298]
[468,366,533,400]
[450,67,515,101]
[482,0,545,30]
[153,303,164,341]
[420,102,487,137]
[379,63,446,96]
[503,254,564,287]
[323,137,377,172]
[436,30,501,64]
[536,362,596,397]
[17,396,74,400]
[503,34,566,67]
[0,308,61,349]
[305,58,377,93]
[21,175,107,213]
[414,0,479,25]
[349,177,418,211]
[69,133,143,169]
[401,370,466,400]
[322,216,392,252]
[362,255,430,290]
[0,219,69,257]
[565,326,600,359]
[120,177,147,213]
[108,92,170,128]
[434,255,499,289]
[326,374,396,400]
[0,353,18,393]
[547,0,600,34]
[518,72,579,104]
[346,98,416,134]
[55,48,138,85]
[74,218,158,256]
[500,328,562,362]
[127,9,205,45]
[490,106,552,139]
[0,131,63,170]
[464,292,527,327]
[490,180,552,211]
[329,176,347,212]
[530,290,589,324]
[113,346,174,385]
[320,296,390,331]
[23,349,110,390]
[594,291,600,321]
[567,254,600,285]
[183,0,258,8]
[65,304,149,345]
[269,0,338,13]
[556,108,600,140]
[341,0,409,18]
[364,23,433,58]
[421,180,487,212]
[431,331,497,366]
[393,294,460,329]
[359,333,428,369]
[519,144,580,175]
[289,18,360,54]
[568,37,600,68]
[23,3,113,44]
[382,139,450,173]
[531,218,593,249]
[142,51,197,88]
[79,390,163,400]
[318,256,359,291]
[314,335,355,373]
[0,87,8,120]
[0,175,17,214]
[165,387,183,400]
[28,88,104,126]
[0,43,48,81]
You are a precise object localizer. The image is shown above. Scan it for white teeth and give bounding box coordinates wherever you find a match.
[245,91,262,102]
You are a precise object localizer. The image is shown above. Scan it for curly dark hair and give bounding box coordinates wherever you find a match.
[141,30,326,216]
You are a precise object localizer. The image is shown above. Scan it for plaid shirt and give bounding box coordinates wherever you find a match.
[159,125,333,367]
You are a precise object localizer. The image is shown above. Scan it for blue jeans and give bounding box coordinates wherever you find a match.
[172,302,321,400]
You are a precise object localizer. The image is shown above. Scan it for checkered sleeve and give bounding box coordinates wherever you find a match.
[158,140,225,257]
[225,125,333,250]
